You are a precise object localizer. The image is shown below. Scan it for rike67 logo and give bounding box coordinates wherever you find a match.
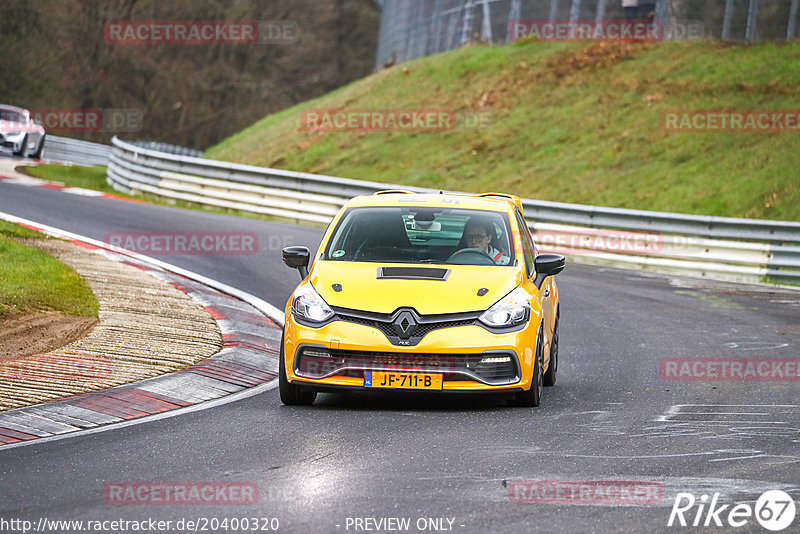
[668,490,796,531]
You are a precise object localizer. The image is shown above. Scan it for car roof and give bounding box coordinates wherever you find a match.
[343,191,523,214]
[0,104,28,114]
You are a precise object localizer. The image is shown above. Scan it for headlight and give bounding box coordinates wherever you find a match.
[292,282,334,324]
[4,131,21,137]
[479,287,530,328]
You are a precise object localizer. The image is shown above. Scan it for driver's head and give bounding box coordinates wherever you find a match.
[463,217,494,253]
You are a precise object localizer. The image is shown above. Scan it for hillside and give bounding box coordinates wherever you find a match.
[207,40,800,221]
[0,0,379,148]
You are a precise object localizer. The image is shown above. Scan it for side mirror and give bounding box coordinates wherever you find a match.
[282,246,310,279]
[533,253,565,289]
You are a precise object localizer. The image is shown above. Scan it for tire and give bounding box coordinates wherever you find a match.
[509,328,543,407]
[278,332,316,406]
[543,318,558,387]
[31,136,45,159]
[15,135,28,157]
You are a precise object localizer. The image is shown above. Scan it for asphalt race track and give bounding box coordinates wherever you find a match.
[1,179,799,533]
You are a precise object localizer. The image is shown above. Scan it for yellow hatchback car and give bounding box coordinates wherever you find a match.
[280,191,564,407]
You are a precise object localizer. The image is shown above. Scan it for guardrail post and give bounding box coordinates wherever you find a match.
[594,0,606,33]
[722,0,734,40]
[745,0,760,42]
[508,0,522,31]
[480,0,493,42]
[654,0,667,24]
[549,0,559,22]
[460,0,475,45]
[788,0,799,40]
[568,0,581,25]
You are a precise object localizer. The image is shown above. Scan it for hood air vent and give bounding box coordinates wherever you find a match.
[377,266,451,281]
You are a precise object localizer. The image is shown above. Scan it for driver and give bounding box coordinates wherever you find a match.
[461,218,510,265]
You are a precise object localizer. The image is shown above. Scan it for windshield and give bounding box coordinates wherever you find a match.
[324,206,515,266]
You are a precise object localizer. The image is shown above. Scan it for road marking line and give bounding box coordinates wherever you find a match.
[0,211,285,450]
[0,381,278,451]
[0,211,285,325]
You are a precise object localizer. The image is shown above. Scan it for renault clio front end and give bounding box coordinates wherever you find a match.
[280,192,564,407]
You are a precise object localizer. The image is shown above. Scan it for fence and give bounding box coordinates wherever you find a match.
[375,0,800,69]
[43,135,111,167]
[107,136,800,285]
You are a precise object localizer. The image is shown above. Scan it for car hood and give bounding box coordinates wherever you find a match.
[310,261,522,315]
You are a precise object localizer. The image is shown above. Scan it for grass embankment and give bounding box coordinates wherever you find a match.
[0,220,98,317]
[21,163,300,223]
[207,40,800,221]
[23,164,120,195]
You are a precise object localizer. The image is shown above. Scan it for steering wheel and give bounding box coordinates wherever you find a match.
[447,248,497,265]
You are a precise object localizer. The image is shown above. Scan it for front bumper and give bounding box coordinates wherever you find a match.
[283,314,537,393]
[0,132,25,150]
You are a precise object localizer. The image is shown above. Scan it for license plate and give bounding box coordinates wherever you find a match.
[365,371,443,390]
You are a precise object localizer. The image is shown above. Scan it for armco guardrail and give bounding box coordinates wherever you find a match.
[44,135,111,167]
[126,140,204,158]
[107,136,800,285]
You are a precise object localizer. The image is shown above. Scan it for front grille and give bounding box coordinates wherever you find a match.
[336,314,396,337]
[332,306,480,346]
[414,319,478,337]
[295,347,519,385]
[337,313,476,338]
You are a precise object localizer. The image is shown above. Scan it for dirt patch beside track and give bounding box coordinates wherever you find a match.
[0,237,223,412]
[0,312,98,359]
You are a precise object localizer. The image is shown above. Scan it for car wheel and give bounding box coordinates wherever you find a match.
[31,136,45,159]
[279,332,317,406]
[509,328,543,407]
[543,318,558,387]
[15,135,28,157]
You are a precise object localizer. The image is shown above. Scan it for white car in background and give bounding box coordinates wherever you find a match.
[0,104,46,158]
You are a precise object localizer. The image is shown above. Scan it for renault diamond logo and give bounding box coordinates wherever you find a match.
[392,310,418,339]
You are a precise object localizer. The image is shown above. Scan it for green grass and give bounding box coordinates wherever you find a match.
[0,220,44,239]
[20,164,326,226]
[0,223,99,317]
[23,164,126,196]
[207,40,800,221]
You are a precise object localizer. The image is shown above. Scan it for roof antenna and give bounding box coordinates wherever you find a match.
[439,190,443,194]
